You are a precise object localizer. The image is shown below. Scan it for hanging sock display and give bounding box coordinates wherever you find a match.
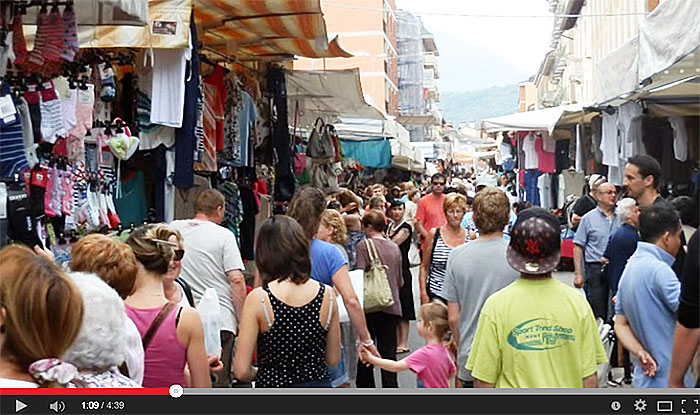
[39,83,67,144]
[61,5,80,62]
[26,10,49,67]
[42,9,65,63]
[11,13,27,66]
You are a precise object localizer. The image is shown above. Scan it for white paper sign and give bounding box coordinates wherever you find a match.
[337,270,364,323]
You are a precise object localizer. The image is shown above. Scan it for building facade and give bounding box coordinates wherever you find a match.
[534,0,653,107]
[293,0,399,116]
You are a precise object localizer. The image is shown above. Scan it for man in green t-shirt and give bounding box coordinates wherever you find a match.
[467,208,608,388]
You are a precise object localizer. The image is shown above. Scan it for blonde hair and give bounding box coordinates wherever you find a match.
[125,224,183,275]
[321,209,348,245]
[443,193,467,213]
[0,245,84,386]
[420,301,456,358]
[70,234,138,299]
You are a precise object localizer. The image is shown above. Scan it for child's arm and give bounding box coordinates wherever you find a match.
[361,349,409,373]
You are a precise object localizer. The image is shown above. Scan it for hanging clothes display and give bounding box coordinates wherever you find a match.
[173,14,200,189]
[522,132,539,170]
[617,101,645,160]
[267,66,295,202]
[668,117,688,162]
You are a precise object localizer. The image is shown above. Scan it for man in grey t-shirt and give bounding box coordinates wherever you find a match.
[441,188,518,387]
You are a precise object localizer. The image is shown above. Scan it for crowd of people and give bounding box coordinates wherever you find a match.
[0,155,697,389]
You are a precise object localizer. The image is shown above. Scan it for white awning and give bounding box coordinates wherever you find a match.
[481,104,592,134]
[638,0,700,84]
[593,0,700,106]
[595,37,639,105]
[391,140,424,173]
[287,69,386,127]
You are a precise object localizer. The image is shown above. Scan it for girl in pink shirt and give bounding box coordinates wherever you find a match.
[360,302,456,388]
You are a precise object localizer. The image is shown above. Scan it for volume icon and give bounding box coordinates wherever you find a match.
[49,400,65,413]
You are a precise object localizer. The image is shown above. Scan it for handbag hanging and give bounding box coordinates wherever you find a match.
[362,238,395,313]
[306,117,335,159]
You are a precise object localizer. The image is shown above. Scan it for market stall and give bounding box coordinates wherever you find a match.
[0,0,353,253]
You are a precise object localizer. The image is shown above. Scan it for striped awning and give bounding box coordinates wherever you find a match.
[194,0,352,60]
[25,0,351,60]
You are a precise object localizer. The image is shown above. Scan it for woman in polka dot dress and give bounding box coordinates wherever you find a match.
[233,216,341,387]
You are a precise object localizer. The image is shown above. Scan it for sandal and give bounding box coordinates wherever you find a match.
[396,348,410,354]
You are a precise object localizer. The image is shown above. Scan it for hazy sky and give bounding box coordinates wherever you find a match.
[395,0,554,88]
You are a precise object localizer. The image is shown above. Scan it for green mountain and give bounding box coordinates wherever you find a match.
[439,84,519,125]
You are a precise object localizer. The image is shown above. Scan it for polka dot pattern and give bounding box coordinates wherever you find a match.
[256,285,329,388]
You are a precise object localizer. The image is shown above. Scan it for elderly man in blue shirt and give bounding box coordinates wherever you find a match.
[603,198,640,312]
[614,205,694,388]
[573,182,620,322]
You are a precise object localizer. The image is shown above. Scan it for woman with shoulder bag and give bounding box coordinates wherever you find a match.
[354,210,404,388]
[124,225,211,388]
[419,193,468,305]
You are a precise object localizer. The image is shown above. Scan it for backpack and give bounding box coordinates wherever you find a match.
[362,239,395,313]
[563,194,581,230]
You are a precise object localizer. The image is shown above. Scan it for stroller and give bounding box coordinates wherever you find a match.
[596,318,616,387]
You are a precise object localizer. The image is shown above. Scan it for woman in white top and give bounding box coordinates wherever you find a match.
[0,245,84,388]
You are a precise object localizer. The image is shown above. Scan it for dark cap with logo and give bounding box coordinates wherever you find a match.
[506,207,561,275]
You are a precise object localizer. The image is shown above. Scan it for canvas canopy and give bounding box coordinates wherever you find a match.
[594,0,700,106]
[481,104,594,135]
[637,0,700,84]
[287,69,385,126]
[25,0,352,59]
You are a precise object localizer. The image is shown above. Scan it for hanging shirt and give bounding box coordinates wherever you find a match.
[617,101,645,160]
[222,77,242,164]
[522,133,539,170]
[237,91,257,167]
[668,117,688,162]
[150,48,190,128]
[203,66,227,152]
[600,112,619,167]
[535,134,555,173]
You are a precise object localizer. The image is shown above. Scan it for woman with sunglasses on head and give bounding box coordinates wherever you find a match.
[124,224,211,388]
[162,234,194,308]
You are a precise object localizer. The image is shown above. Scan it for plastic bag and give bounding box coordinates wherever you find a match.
[196,288,222,357]
[336,270,364,323]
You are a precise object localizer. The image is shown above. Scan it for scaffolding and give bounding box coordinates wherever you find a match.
[397,10,425,119]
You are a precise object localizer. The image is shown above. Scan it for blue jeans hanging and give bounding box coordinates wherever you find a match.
[524,169,541,206]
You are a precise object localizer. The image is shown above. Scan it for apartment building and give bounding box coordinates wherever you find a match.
[534,0,653,107]
[293,0,399,116]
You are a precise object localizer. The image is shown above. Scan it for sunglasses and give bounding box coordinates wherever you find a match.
[153,239,185,261]
[432,182,446,186]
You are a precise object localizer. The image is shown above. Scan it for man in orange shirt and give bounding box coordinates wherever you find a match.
[415,173,447,250]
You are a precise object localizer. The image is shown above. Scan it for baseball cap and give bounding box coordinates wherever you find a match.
[506,207,561,275]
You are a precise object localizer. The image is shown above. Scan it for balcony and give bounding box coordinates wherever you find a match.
[424,54,437,68]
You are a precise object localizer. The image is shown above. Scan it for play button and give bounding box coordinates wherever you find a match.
[15,400,27,413]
